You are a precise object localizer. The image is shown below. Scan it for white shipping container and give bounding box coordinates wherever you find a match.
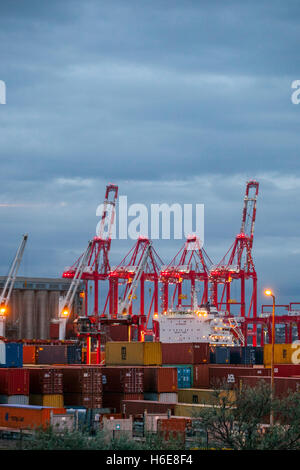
[0,395,29,405]
[158,393,178,403]
[144,413,169,432]
[144,392,178,403]
[0,341,6,365]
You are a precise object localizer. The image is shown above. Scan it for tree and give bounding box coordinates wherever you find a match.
[192,381,300,450]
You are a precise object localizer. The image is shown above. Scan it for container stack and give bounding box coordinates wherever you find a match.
[161,343,210,390]
[143,366,178,402]
[60,366,103,409]
[102,367,144,412]
[26,366,64,408]
[0,368,29,405]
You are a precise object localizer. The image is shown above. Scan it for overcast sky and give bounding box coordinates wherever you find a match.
[1,0,300,312]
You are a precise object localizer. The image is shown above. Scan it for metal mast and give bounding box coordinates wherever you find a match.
[0,234,28,337]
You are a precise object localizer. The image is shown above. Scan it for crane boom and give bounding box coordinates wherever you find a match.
[59,240,93,318]
[0,234,28,337]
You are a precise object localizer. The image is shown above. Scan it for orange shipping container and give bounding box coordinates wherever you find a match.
[157,417,187,442]
[23,345,37,365]
[0,404,66,430]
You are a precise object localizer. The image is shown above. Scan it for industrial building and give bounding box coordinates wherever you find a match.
[0,276,83,340]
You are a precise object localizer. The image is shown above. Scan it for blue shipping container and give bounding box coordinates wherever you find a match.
[210,347,230,364]
[67,345,82,364]
[0,343,23,368]
[163,365,193,389]
[229,346,264,365]
[176,366,193,389]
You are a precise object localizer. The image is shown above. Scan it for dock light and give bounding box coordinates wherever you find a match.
[0,306,6,315]
[264,287,276,427]
[264,289,273,297]
[61,308,69,317]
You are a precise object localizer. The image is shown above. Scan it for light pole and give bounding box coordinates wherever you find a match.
[264,289,275,426]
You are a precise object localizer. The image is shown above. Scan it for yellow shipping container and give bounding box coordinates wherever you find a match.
[105,342,162,366]
[29,394,64,408]
[175,403,218,417]
[263,344,294,366]
[178,388,236,405]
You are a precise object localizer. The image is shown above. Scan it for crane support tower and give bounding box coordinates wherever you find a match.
[0,234,28,337]
[109,236,163,339]
[160,234,212,313]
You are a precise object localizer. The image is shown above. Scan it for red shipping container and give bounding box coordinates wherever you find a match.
[209,366,270,388]
[161,343,209,365]
[143,367,177,393]
[0,369,29,395]
[193,364,210,388]
[60,367,93,394]
[23,345,37,365]
[239,376,300,398]
[122,399,176,418]
[103,393,143,413]
[102,324,129,343]
[0,405,66,430]
[63,392,102,409]
[103,367,144,393]
[59,366,102,394]
[157,417,188,442]
[25,367,63,394]
[92,368,103,394]
[273,364,300,377]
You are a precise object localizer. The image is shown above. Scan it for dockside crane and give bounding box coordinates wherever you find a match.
[160,234,213,313]
[209,180,259,344]
[109,236,163,340]
[54,241,93,340]
[0,234,28,337]
[62,184,118,317]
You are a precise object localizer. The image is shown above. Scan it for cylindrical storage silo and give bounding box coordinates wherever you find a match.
[36,290,49,339]
[21,290,35,340]
[49,291,60,321]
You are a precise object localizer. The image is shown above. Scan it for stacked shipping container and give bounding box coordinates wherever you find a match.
[60,366,103,409]
[143,366,178,402]
[0,343,23,368]
[0,368,29,405]
[25,366,64,408]
[102,367,144,412]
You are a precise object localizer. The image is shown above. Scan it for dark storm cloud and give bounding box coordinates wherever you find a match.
[0,1,300,309]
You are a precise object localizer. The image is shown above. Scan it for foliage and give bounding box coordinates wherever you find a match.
[191,381,300,450]
[23,426,185,450]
